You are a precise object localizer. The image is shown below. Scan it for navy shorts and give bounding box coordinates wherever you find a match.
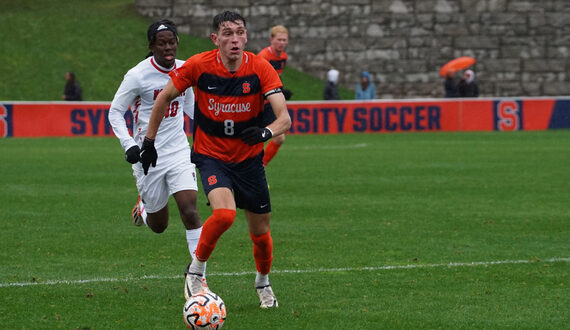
[192,152,271,214]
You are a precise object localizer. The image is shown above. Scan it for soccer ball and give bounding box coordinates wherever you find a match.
[183,291,227,329]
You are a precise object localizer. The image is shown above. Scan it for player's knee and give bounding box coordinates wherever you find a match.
[250,230,272,248]
[181,206,201,228]
[212,208,236,231]
[148,221,168,234]
[146,210,169,233]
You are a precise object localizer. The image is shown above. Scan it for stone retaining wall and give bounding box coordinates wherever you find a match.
[135,0,570,98]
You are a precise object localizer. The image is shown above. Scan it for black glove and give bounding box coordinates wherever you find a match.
[241,127,272,146]
[125,145,141,164]
[140,137,157,175]
[282,88,293,100]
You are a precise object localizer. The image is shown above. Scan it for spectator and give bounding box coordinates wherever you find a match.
[62,71,82,101]
[355,71,376,100]
[458,69,479,97]
[443,69,459,98]
[323,69,340,100]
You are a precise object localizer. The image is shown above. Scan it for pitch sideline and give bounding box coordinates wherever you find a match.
[285,143,369,150]
[1,257,568,288]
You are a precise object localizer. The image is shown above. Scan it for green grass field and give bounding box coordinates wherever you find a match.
[1,131,568,329]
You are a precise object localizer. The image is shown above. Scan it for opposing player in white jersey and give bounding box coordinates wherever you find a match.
[108,19,204,299]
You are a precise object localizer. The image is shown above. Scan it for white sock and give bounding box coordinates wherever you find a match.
[186,227,207,279]
[255,272,270,288]
[186,227,202,260]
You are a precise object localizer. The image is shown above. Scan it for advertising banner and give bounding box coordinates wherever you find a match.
[1,98,569,138]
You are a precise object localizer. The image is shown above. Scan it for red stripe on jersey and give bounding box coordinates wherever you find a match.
[150,58,176,74]
[169,49,283,163]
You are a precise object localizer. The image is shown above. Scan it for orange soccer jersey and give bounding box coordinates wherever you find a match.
[257,46,288,75]
[169,49,282,163]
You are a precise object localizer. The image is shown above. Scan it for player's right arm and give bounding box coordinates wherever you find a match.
[108,70,142,164]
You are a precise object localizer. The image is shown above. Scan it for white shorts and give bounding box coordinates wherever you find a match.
[133,149,198,213]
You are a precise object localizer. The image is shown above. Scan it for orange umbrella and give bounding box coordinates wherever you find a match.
[439,56,476,77]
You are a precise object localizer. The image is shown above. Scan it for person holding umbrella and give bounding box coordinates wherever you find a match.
[440,56,476,98]
[443,69,459,98]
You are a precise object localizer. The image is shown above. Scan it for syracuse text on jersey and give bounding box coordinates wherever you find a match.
[208,98,251,116]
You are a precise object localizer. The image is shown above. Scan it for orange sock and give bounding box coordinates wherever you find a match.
[262,140,281,166]
[196,208,236,261]
[250,231,273,274]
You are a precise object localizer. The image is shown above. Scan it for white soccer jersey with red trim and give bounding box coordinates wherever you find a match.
[109,56,194,160]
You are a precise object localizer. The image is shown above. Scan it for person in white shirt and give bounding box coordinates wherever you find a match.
[108,20,204,299]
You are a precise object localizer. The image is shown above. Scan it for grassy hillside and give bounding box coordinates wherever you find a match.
[0,0,353,101]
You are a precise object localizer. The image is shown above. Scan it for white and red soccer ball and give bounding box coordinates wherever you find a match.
[183,291,226,329]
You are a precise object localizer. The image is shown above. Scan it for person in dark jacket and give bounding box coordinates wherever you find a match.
[62,71,82,101]
[458,69,479,97]
[323,69,340,100]
[443,69,459,98]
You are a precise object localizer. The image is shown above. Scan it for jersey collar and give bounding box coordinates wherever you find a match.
[150,57,176,74]
[215,50,248,74]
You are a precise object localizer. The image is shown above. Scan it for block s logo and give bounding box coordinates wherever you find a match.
[0,104,11,137]
[208,175,218,186]
[242,82,251,94]
[494,100,523,131]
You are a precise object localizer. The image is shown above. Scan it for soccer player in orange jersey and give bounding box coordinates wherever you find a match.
[257,25,290,166]
[142,11,291,309]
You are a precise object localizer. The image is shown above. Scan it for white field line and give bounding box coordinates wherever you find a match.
[1,257,568,288]
[285,143,369,150]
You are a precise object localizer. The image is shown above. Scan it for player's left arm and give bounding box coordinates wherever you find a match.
[240,90,290,146]
[146,80,181,140]
[140,80,181,174]
[258,57,291,135]
[240,58,291,145]
[265,91,291,137]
